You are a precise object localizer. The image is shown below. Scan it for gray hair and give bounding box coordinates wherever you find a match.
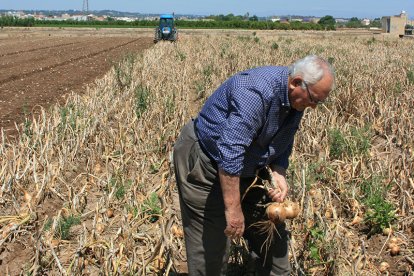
[288,55,335,88]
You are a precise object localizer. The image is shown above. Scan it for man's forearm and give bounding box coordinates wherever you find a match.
[219,168,245,238]
[218,168,241,210]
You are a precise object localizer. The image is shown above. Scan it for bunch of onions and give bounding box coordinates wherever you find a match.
[266,201,300,224]
[388,237,401,256]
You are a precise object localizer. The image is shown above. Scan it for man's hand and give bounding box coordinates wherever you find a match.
[267,165,288,202]
[219,169,245,239]
[223,205,245,239]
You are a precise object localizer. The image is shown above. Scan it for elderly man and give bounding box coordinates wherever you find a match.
[173,55,335,275]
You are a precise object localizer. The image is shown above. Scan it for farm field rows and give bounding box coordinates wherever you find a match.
[0,27,413,275]
[0,27,153,136]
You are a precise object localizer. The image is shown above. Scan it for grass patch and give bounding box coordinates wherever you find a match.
[134,85,150,118]
[142,192,161,223]
[328,125,372,159]
[360,176,397,235]
[44,215,81,240]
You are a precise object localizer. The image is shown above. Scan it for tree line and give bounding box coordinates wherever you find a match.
[0,16,35,27]
[0,14,382,30]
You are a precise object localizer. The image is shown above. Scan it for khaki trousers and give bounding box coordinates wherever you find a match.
[173,119,290,276]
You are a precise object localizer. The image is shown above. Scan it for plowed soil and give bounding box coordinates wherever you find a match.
[0,27,153,137]
[0,27,154,275]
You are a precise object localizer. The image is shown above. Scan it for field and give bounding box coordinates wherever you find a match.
[0,27,413,275]
[0,27,153,136]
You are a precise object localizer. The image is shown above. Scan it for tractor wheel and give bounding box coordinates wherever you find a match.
[154,29,161,43]
[171,30,178,42]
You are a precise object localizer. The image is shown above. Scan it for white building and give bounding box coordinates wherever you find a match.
[361,18,370,26]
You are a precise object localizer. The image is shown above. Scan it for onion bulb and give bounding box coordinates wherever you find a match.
[106,209,114,218]
[382,227,392,236]
[283,202,300,219]
[389,244,400,256]
[389,237,400,244]
[379,262,389,272]
[266,203,286,224]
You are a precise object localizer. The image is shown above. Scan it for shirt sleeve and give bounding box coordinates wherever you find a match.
[216,86,267,175]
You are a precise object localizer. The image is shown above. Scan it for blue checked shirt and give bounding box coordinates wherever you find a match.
[195,66,303,177]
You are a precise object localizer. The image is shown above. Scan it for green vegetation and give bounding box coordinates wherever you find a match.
[0,15,328,31]
[176,19,325,30]
[107,176,132,200]
[328,125,372,159]
[318,15,336,30]
[44,215,81,240]
[142,192,161,222]
[23,119,32,138]
[306,224,334,267]
[308,226,324,262]
[0,16,35,27]
[347,17,364,28]
[0,13,383,30]
[328,128,348,159]
[360,176,397,234]
[271,42,279,50]
[134,85,150,119]
[58,215,81,239]
[59,104,81,133]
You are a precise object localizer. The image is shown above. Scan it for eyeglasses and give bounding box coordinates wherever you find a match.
[303,80,324,105]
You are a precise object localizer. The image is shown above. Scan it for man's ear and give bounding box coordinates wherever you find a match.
[289,76,303,89]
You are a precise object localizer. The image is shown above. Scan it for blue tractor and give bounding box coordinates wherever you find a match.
[154,14,178,43]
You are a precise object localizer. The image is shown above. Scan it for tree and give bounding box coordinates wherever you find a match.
[346,17,362,28]
[370,19,382,28]
[318,15,335,29]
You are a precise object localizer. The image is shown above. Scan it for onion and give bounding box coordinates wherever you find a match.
[283,202,300,219]
[106,209,114,218]
[171,225,184,238]
[389,244,400,256]
[266,203,286,224]
[309,189,317,196]
[51,239,60,247]
[379,262,389,272]
[382,227,392,236]
[389,237,400,244]
[127,213,134,221]
[96,224,104,233]
[24,190,32,203]
[351,216,363,225]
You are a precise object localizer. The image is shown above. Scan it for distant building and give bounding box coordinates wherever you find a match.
[311,17,321,24]
[335,18,348,24]
[302,17,315,23]
[381,11,408,36]
[361,18,370,26]
[114,17,136,22]
[61,13,71,20]
[71,15,88,21]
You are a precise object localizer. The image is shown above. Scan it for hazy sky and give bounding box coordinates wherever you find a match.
[1,0,412,19]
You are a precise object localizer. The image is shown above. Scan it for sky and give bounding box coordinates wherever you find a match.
[1,0,413,19]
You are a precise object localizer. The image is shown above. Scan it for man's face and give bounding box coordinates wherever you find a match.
[288,72,333,111]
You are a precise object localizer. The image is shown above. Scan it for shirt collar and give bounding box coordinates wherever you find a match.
[279,67,291,109]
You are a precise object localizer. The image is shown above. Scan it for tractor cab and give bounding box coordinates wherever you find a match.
[154,14,178,43]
